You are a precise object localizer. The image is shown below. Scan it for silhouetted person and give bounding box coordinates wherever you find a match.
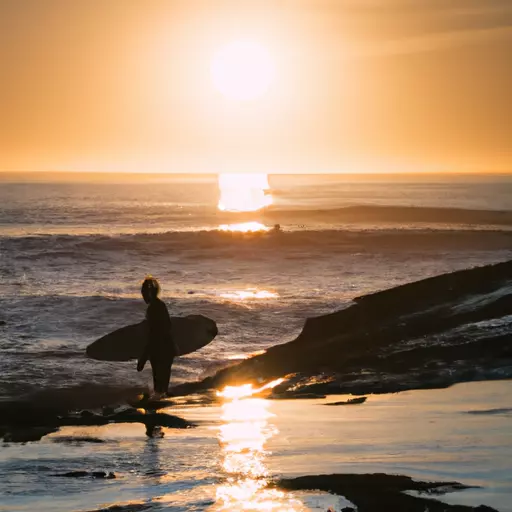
[137,276,176,396]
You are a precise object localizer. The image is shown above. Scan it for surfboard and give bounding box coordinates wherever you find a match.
[86,315,218,361]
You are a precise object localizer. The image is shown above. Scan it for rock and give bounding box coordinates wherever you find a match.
[92,471,116,479]
[111,406,141,417]
[83,503,151,512]
[0,400,194,443]
[55,471,89,478]
[51,436,106,444]
[54,471,116,479]
[270,392,326,400]
[276,473,497,511]
[171,259,512,398]
[2,427,58,443]
[325,396,367,406]
[0,320,6,326]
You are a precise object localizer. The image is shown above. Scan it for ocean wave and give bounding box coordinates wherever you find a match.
[2,224,512,260]
[2,204,512,237]
[263,204,512,226]
[1,349,87,359]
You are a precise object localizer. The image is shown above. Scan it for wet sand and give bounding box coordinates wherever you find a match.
[1,380,510,511]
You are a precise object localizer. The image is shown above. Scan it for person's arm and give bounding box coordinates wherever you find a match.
[137,344,150,371]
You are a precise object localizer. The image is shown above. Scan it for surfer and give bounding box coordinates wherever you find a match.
[137,276,176,396]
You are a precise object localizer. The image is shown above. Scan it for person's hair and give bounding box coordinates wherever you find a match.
[141,276,160,299]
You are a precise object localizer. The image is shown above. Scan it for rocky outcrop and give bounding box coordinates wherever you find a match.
[53,471,116,479]
[276,473,497,511]
[0,402,193,442]
[172,259,512,396]
[324,396,367,406]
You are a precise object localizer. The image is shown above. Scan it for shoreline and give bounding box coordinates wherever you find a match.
[170,259,512,398]
[1,260,511,510]
[1,381,510,511]
[2,259,511,438]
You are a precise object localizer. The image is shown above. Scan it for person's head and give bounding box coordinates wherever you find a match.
[141,276,160,304]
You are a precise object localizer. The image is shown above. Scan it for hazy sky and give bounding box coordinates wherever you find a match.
[1,0,511,173]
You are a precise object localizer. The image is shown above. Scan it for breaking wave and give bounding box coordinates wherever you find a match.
[2,226,512,262]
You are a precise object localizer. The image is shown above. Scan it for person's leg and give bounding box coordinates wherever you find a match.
[149,357,163,395]
[150,356,173,395]
[158,356,173,395]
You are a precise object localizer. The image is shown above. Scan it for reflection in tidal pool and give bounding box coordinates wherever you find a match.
[214,393,305,511]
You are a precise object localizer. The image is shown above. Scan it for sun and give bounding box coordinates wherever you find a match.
[211,41,276,101]
[218,173,272,212]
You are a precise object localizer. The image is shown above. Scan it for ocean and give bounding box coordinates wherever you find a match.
[1,173,511,399]
[1,173,511,511]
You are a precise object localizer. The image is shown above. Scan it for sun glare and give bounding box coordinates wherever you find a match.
[214,379,301,511]
[217,379,285,400]
[219,289,278,300]
[218,222,270,233]
[211,41,276,101]
[218,173,272,212]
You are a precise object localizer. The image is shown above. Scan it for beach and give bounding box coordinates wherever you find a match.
[3,0,512,508]
[1,381,511,511]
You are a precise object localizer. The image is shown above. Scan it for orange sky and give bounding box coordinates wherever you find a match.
[1,0,511,174]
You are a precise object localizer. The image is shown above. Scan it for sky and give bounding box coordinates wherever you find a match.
[1,0,511,174]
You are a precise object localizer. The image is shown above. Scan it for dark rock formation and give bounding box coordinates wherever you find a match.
[0,401,194,442]
[324,396,367,406]
[172,259,512,397]
[51,436,107,444]
[54,471,116,479]
[2,426,58,443]
[84,504,151,512]
[276,473,498,511]
[270,392,326,400]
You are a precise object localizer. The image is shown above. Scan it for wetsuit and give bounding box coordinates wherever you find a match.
[138,298,176,394]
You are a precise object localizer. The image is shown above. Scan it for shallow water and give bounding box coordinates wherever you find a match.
[1,380,510,511]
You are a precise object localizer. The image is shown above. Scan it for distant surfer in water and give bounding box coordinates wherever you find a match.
[137,276,176,397]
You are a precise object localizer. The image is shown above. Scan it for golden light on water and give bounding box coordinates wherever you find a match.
[218,173,273,212]
[220,289,279,301]
[226,350,267,361]
[214,379,304,511]
[217,379,285,401]
[218,222,270,233]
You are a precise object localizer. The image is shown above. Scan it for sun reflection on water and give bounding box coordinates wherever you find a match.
[217,379,285,400]
[226,350,267,361]
[218,222,270,233]
[214,381,304,511]
[219,289,279,301]
[218,173,273,212]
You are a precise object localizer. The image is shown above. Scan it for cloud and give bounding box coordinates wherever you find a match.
[357,25,512,58]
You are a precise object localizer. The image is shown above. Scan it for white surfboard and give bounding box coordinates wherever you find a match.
[86,315,218,361]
